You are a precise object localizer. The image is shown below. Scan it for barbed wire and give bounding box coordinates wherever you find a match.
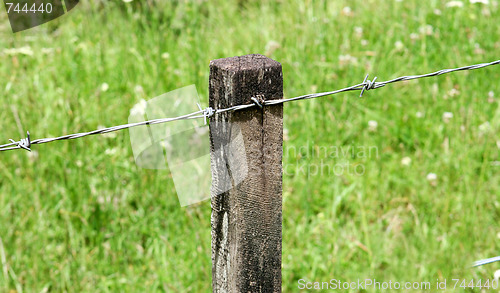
[1,59,499,152]
[0,108,209,152]
[473,256,500,267]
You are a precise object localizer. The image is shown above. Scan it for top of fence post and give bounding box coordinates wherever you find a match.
[209,54,284,293]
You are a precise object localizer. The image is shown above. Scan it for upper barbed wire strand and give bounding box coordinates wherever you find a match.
[1,59,499,152]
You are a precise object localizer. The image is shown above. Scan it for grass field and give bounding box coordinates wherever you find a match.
[0,0,499,292]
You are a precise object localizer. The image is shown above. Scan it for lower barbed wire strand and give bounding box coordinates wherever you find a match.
[1,59,499,152]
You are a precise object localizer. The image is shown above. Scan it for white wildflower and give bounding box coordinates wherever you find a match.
[470,0,489,4]
[41,48,55,55]
[488,91,495,98]
[105,148,118,155]
[160,140,172,150]
[368,120,378,132]
[265,40,281,55]
[478,121,491,133]
[446,1,464,7]
[416,111,424,118]
[354,27,363,37]
[3,46,34,56]
[342,6,353,16]
[395,40,404,51]
[446,88,460,98]
[488,90,495,103]
[27,150,39,162]
[339,54,358,66]
[100,83,109,92]
[134,85,144,95]
[482,7,492,15]
[494,270,500,281]
[419,25,434,36]
[401,157,412,166]
[442,112,453,123]
[130,99,148,116]
[431,83,439,96]
[474,43,485,55]
[427,173,437,181]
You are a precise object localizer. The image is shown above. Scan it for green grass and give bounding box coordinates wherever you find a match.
[0,0,499,292]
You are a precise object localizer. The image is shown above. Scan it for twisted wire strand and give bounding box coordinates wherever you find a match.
[1,59,499,152]
[0,109,206,151]
[472,256,500,267]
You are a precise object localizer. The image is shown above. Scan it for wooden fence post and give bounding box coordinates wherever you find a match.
[209,54,283,293]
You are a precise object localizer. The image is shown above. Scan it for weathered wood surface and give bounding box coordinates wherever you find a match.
[209,54,283,293]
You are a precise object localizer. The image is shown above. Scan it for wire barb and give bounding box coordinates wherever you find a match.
[251,95,265,109]
[360,74,381,97]
[197,103,215,125]
[8,131,31,152]
[204,107,215,120]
